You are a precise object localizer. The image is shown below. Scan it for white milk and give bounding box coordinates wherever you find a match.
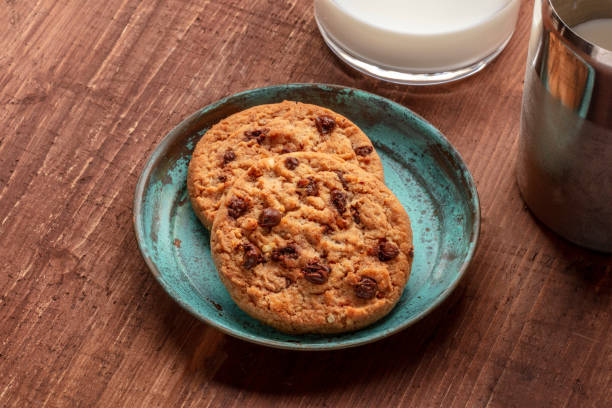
[572,18,612,50]
[315,0,520,73]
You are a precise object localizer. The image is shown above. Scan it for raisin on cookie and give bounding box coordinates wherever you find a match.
[210,152,413,334]
[187,101,384,229]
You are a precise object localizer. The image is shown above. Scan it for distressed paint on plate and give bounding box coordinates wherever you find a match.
[133,84,480,350]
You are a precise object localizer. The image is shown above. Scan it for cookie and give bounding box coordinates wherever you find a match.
[187,101,384,229]
[210,152,413,334]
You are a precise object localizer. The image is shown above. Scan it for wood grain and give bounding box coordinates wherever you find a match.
[0,0,610,406]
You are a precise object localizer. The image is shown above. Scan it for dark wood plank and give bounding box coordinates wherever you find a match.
[0,0,610,406]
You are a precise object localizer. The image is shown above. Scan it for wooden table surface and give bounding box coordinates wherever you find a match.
[1,0,610,406]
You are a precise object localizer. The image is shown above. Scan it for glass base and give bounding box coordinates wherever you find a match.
[316,19,514,86]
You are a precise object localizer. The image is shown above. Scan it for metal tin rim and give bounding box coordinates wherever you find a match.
[547,0,612,64]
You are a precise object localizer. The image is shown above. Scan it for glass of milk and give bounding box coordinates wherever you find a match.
[314,0,521,85]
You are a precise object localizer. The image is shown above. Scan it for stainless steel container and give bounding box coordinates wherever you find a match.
[517,0,612,252]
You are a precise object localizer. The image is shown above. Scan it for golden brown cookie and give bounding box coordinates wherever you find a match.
[210,152,413,334]
[187,101,384,229]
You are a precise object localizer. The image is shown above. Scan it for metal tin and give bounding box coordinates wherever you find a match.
[517,0,612,252]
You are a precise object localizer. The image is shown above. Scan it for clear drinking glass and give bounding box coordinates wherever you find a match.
[314,0,521,85]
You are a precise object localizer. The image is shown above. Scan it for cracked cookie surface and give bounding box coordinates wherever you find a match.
[187,101,384,229]
[210,152,412,334]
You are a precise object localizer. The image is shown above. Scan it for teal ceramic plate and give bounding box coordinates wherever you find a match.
[134,84,480,350]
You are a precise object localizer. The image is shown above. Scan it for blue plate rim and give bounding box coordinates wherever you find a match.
[133,83,481,351]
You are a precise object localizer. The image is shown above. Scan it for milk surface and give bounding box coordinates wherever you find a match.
[315,0,520,72]
[335,0,510,33]
[572,18,612,50]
